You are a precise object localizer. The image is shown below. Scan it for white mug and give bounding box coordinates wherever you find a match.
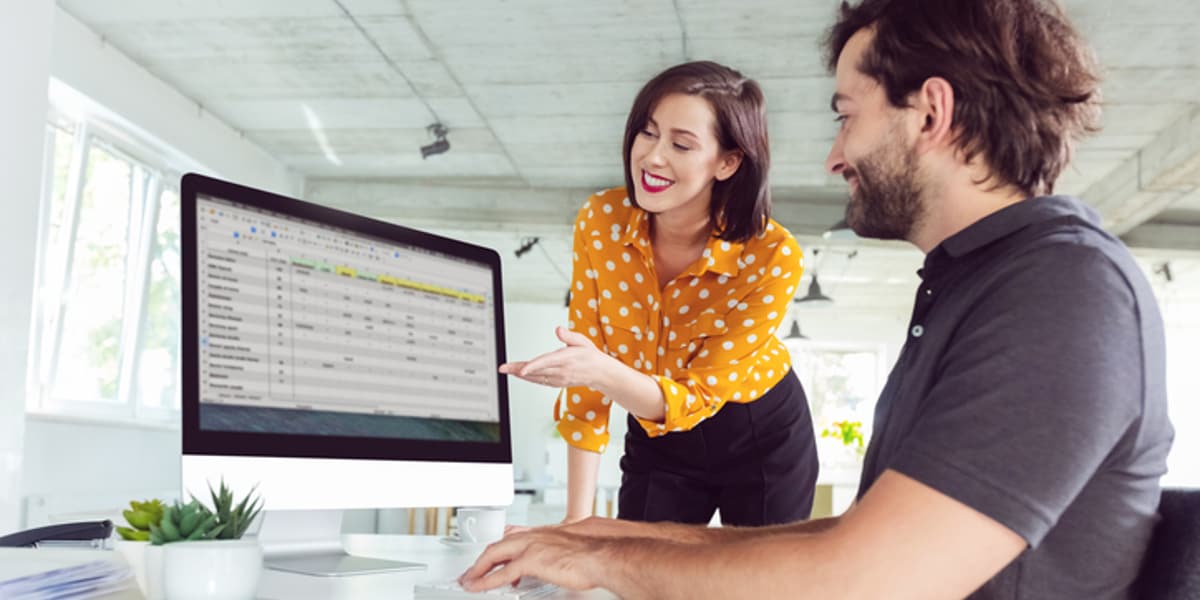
[456,507,505,544]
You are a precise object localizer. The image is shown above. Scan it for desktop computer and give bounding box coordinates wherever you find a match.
[179,173,514,575]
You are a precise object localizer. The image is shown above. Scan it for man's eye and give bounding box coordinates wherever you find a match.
[833,115,849,124]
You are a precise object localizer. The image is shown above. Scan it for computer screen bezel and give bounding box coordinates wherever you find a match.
[180,172,512,465]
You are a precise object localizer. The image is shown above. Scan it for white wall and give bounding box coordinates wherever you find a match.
[1161,304,1200,487]
[22,417,181,526]
[0,0,55,535]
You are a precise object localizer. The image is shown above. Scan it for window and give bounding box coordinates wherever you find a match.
[27,112,182,422]
[789,340,887,474]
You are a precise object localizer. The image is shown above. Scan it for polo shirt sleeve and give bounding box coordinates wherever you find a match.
[886,245,1144,548]
[555,198,614,453]
[635,235,803,435]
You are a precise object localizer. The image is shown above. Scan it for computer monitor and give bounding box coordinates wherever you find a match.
[180,173,513,575]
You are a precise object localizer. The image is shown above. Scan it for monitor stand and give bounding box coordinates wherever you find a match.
[257,509,424,577]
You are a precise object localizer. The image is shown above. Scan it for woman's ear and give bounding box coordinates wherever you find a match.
[715,150,744,182]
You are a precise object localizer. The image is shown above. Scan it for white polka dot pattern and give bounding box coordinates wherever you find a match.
[555,188,804,453]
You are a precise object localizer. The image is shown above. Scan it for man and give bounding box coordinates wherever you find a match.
[461,1,1174,598]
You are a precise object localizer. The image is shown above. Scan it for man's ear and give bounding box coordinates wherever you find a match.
[715,150,744,182]
[913,77,955,154]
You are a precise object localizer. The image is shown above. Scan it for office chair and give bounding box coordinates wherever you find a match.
[1136,487,1200,599]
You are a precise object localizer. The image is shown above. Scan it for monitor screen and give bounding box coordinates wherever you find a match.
[180,173,513,512]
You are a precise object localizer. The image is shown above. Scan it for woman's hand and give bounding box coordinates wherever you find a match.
[499,327,618,390]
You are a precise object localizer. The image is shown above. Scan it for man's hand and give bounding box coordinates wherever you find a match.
[499,327,618,390]
[459,528,611,592]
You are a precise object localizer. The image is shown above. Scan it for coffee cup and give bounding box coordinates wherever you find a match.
[456,507,505,544]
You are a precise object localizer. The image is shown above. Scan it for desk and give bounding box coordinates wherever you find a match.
[2,536,618,600]
[260,535,616,599]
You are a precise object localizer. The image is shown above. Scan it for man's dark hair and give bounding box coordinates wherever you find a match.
[824,0,1101,196]
[622,61,771,243]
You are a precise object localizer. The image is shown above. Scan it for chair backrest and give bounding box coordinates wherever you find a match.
[1137,488,1200,599]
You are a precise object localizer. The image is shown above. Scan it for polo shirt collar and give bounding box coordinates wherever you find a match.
[924,195,1099,275]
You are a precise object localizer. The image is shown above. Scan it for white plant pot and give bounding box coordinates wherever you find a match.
[146,544,166,600]
[112,540,150,597]
[162,539,262,600]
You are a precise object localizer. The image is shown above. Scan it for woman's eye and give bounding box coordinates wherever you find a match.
[673,143,691,151]
[640,129,657,138]
[833,115,849,126]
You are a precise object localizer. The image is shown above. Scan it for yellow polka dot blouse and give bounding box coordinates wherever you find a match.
[555,188,805,453]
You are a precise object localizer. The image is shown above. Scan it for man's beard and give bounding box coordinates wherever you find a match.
[844,138,924,242]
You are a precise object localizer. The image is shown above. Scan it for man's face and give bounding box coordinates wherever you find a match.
[825,28,925,241]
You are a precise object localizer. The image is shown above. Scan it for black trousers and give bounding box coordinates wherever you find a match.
[618,370,819,526]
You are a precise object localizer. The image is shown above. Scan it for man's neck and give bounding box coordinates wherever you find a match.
[911,181,1028,254]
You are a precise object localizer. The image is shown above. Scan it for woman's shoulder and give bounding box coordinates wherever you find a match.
[574,187,635,228]
[751,218,803,260]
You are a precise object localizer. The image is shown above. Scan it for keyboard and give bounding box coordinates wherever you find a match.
[413,576,558,599]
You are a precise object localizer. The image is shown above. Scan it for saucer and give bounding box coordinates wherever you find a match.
[439,536,491,551]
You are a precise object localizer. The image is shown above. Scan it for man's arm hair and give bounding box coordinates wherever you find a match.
[600,470,1026,600]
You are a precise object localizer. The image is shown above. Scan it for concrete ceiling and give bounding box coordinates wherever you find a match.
[57,0,1200,308]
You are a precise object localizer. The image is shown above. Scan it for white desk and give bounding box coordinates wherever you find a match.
[1,535,618,600]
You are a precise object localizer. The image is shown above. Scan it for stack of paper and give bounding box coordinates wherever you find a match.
[0,555,132,599]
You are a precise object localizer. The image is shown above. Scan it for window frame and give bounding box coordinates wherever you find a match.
[27,103,188,426]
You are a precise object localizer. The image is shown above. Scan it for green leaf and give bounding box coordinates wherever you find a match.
[158,507,181,541]
[149,524,164,546]
[179,508,202,537]
[116,526,149,541]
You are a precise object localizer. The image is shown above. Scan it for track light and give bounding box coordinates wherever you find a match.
[795,273,834,305]
[784,319,809,340]
[420,123,450,159]
[515,237,540,258]
[795,248,834,306]
[1155,262,1174,283]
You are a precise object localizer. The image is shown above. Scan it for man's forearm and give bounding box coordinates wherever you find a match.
[600,531,842,600]
[576,515,841,544]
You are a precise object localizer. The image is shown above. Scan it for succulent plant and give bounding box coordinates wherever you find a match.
[206,479,262,540]
[149,500,224,545]
[116,499,165,541]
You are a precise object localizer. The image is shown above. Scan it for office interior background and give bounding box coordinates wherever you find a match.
[2,0,1198,535]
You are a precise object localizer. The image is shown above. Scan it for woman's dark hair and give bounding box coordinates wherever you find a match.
[824,0,1101,196]
[622,61,771,243]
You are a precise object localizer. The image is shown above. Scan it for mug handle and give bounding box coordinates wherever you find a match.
[461,516,477,542]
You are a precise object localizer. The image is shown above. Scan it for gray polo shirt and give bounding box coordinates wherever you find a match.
[856,196,1173,599]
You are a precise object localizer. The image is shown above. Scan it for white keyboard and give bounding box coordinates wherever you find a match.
[414,576,558,599]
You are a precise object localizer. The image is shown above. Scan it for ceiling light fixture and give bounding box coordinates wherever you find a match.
[795,249,834,306]
[421,123,450,159]
[514,237,540,258]
[783,319,809,341]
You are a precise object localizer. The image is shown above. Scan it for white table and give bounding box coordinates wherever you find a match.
[1,536,619,600]
[258,534,617,599]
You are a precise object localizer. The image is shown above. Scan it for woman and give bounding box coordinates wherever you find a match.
[502,61,818,526]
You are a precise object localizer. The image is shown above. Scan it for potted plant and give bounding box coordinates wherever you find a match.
[113,499,166,598]
[153,480,264,600]
[820,420,866,471]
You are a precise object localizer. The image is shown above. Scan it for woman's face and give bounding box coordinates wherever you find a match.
[629,93,741,221]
